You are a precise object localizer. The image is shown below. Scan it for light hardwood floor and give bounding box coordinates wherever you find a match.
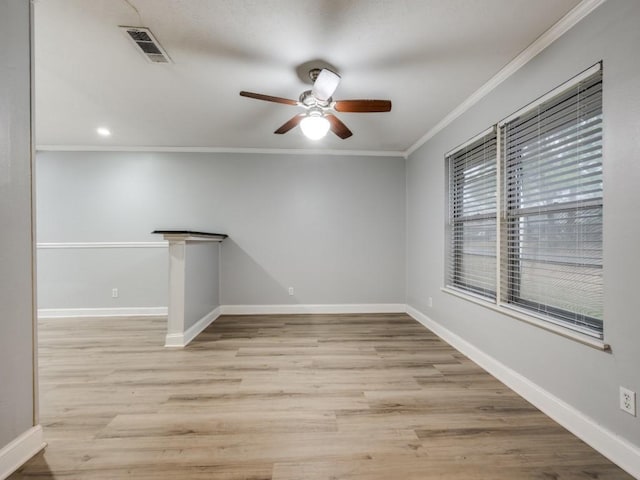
[10,314,632,479]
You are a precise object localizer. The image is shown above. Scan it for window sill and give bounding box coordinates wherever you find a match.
[441,287,610,351]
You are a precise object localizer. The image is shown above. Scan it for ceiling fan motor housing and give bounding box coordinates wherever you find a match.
[300,90,330,108]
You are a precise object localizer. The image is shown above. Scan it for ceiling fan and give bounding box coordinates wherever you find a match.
[239,68,392,140]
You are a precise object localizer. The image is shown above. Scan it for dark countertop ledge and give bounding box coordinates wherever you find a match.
[152,230,228,239]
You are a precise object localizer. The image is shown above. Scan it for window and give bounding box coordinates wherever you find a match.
[446,129,497,300]
[445,64,603,340]
[500,66,603,338]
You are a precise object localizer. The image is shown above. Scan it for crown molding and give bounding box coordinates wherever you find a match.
[35,145,405,158]
[404,0,608,158]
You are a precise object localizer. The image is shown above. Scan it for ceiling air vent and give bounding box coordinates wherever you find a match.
[120,26,172,64]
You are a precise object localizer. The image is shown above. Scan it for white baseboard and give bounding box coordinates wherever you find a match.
[220,303,406,315]
[0,425,46,480]
[38,307,168,318]
[406,305,640,479]
[37,304,406,318]
[165,306,221,348]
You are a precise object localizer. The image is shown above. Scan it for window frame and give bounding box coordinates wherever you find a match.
[443,62,605,347]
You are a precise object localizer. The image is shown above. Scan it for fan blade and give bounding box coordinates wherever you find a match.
[334,99,392,113]
[326,114,353,139]
[312,69,341,101]
[274,114,305,134]
[240,91,298,106]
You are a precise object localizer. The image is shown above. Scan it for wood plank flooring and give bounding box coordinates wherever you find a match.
[10,313,632,479]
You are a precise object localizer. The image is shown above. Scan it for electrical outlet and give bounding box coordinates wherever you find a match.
[112,288,118,298]
[620,387,636,416]
[428,297,433,308]
[288,287,294,296]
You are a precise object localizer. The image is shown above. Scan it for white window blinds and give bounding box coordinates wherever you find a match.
[499,67,603,337]
[447,129,497,299]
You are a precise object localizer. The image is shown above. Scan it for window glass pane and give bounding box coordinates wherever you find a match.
[456,219,497,297]
[507,208,603,331]
[501,68,603,338]
[447,132,497,299]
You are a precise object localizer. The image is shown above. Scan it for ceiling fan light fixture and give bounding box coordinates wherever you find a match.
[239,67,389,140]
[300,111,330,140]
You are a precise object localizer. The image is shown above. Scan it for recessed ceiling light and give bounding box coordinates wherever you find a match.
[96,127,111,137]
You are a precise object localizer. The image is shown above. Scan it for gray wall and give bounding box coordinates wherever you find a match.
[0,0,36,448]
[37,246,167,309]
[185,241,220,329]
[407,0,640,450]
[36,151,406,308]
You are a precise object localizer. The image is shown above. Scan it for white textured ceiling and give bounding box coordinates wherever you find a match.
[34,0,581,153]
